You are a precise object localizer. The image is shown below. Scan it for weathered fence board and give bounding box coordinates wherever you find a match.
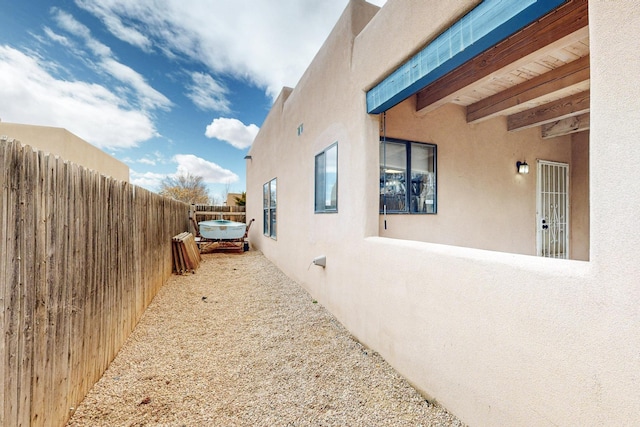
[0,139,189,426]
[4,140,20,425]
[18,143,34,426]
[0,140,8,424]
[30,148,49,425]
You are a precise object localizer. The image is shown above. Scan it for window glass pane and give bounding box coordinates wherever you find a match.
[270,179,277,238]
[270,208,277,238]
[270,179,277,207]
[315,144,338,212]
[263,183,269,208]
[410,143,436,213]
[263,209,269,235]
[263,182,269,235]
[263,179,277,237]
[325,144,338,210]
[315,153,326,211]
[380,141,407,212]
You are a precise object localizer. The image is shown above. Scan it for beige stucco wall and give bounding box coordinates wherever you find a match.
[570,130,590,261]
[246,0,381,273]
[247,0,639,425]
[226,193,243,206]
[0,122,129,181]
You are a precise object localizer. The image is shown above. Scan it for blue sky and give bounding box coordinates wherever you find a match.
[0,0,385,203]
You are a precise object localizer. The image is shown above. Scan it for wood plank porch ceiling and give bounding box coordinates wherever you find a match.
[415,0,589,138]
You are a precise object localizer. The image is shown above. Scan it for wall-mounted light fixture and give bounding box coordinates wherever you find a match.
[516,161,529,174]
[244,155,252,160]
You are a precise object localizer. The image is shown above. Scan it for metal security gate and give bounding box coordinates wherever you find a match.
[537,160,569,258]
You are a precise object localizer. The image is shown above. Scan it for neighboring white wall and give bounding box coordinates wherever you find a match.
[247,1,640,426]
[0,122,129,181]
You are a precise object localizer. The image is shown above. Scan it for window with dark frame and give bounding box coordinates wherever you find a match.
[263,178,277,238]
[380,138,436,214]
[315,143,338,213]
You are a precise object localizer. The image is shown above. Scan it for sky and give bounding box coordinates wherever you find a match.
[0,0,385,203]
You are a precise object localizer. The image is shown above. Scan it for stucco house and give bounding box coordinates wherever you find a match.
[0,121,129,181]
[246,0,639,425]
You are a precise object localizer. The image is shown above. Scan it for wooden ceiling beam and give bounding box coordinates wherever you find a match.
[541,112,590,138]
[416,0,588,112]
[507,90,590,132]
[466,55,590,123]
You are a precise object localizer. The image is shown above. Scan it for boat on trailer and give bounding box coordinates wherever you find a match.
[193,218,255,253]
[198,219,247,240]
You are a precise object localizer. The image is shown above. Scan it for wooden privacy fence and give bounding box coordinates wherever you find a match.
[0,139,189,426]
[190,204,246,230]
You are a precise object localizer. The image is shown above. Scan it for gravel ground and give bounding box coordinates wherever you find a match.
[67,250,464,427]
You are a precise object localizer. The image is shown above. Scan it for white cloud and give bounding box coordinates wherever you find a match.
[78,2,153,52]
[131,154,239,191]
[74,0,155,51]
[73,0,387,99]
[130,170,166,189]
[51,7,171,112]
[43,27,74,48]
[0,45,157,149]
[173,154,239,183]
[101,58,171,110]
[205,117,259,150]
[52,8,90,38]
[186,72,230,113]
[52,8,113,57]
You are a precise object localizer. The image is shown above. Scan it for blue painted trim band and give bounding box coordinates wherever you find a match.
[366,0,566,114]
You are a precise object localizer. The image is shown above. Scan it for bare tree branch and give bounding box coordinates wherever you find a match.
[158,173,211,204]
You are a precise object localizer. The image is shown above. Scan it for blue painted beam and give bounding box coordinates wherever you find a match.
[366,0,567,114]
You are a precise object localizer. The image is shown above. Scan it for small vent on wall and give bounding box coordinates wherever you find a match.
[297,123,304,136]
[312,255,326,268]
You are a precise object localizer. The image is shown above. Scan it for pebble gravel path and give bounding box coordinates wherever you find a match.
[66,250,465,426]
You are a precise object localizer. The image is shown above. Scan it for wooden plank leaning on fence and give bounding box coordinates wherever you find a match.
[172,232,201,274]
